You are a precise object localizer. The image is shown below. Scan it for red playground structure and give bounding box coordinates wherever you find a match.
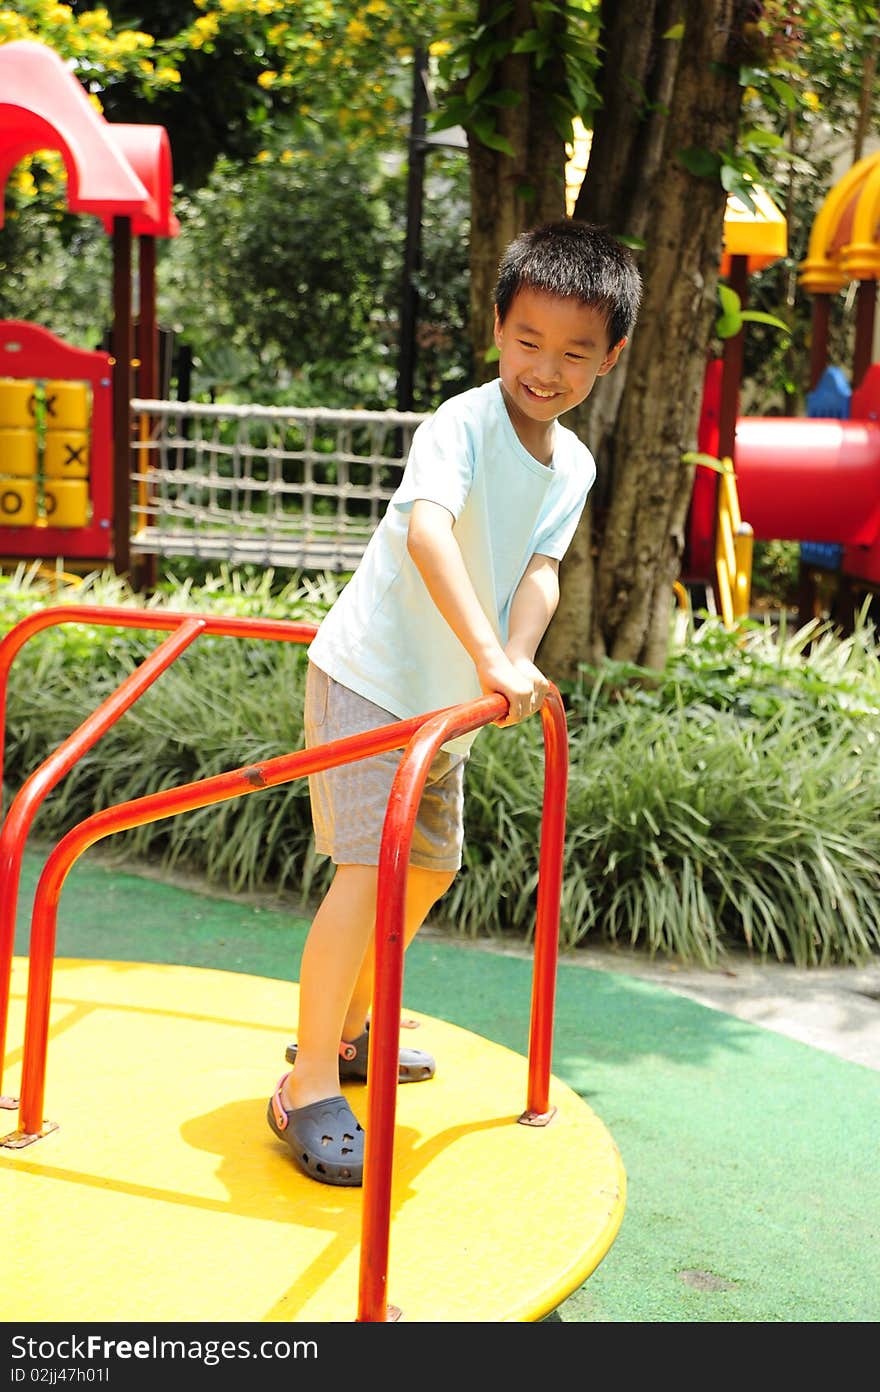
[687,145,880,627]
[0,39,178,580]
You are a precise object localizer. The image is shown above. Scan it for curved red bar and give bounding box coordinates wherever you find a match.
[0,606,318,1099]
[0,604,318,802]
[357,686,568,1322]
[0,617,207,1094]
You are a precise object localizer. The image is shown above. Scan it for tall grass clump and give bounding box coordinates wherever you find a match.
[451,611,880,966]
[0,563,342,893]
[4,566,880,966]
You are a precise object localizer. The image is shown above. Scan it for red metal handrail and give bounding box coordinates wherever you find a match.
[0,605,317,1098]
[358,684,567,1321]
[0,604,319,804]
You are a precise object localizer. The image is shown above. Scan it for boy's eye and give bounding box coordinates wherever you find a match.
[518,339,537,349]
[566,353,586,362]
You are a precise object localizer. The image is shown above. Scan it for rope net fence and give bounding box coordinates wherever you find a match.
[130,399,428,572]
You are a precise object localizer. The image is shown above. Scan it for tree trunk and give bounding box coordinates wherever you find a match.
[468,0,569,377]
[541,0,747,677]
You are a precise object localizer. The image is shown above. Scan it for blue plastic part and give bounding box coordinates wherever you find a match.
[800,541,843,570]
[806,365,851,420]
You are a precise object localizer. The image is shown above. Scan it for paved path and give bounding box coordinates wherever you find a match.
[570,945,880,1071]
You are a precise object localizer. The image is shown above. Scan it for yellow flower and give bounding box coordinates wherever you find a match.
[365,1,390,16]
[156,66,181,84]
[117,30,154,52]
[257,70,276,88]
[255,150,272,163]
[77,7,112,33]
[429,40,452,58]
[0,15,30,41]
[280,149,293,163]
[11,168,36,197]
[346,18,368,44]
[803,91,820,111]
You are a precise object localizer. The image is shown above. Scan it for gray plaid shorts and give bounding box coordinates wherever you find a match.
[304,662,467,871]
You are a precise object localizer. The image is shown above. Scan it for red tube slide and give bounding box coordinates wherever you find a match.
[734,416,880,547]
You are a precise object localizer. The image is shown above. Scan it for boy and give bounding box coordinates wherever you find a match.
[268,219,641,1185]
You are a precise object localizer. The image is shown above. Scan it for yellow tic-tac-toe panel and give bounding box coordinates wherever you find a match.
[43,478,90,528]
[43,429,89,478]
[43,379,90,431]
[0,477,38,526]
[0,377,37,428]
[0,427,39,477]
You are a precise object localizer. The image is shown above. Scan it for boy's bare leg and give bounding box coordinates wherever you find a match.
[281,863,455,1112]
[342,862,455,1042]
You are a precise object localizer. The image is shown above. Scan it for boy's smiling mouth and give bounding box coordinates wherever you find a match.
[523,384,560,400]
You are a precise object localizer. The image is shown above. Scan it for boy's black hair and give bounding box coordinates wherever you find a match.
[493,219,642,348]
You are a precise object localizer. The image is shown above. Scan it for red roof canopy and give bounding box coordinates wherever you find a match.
[0,39,178,237]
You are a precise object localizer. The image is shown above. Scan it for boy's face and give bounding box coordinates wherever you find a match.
[493,287,625,425]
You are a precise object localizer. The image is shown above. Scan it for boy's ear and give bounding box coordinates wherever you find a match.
[493,305,503,350]
[598,337,627,376]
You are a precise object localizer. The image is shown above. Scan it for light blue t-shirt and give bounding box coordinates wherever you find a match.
[307,378,595,751]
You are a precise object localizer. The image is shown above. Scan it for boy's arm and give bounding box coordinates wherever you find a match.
[504,552,560,711]
[407,499,543,727]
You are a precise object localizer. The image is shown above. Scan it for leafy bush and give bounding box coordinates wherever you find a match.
[750,538,801,607]
[3,566,880,967]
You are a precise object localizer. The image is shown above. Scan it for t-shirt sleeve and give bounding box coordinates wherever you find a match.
[532,447,596,560]
[390,402,475,519]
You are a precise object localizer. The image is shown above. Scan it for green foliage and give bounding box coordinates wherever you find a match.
[715,282,790,340]
[155,138,470,408]
[3,567,880,966]
[750,539,801,604]
[8,2,437,187]
[0,203,111,349]
[432,0,600,151]
[158,147,402,406]
[677,142,766,216]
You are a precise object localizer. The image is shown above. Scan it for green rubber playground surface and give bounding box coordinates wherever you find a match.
[11,844,880,1324]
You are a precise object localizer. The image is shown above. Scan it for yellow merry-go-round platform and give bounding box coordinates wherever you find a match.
[1,955,625,1323]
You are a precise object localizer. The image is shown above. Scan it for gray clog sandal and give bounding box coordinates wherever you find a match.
[284,1025,435,1084]
[267,1074,364,1186]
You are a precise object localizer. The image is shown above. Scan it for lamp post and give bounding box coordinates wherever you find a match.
[396,48,429,412]
[396,49,467,412]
